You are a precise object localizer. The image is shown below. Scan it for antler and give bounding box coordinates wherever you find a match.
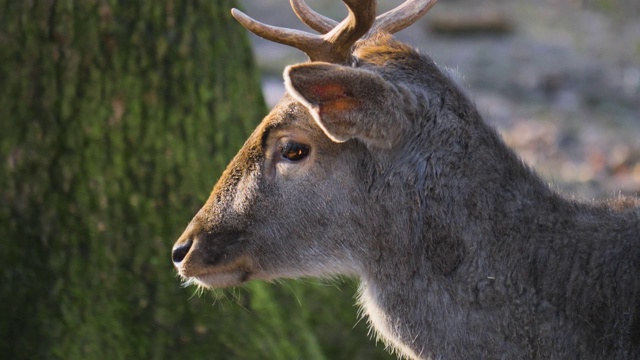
[232,0,376,63]
[231,0,437,63]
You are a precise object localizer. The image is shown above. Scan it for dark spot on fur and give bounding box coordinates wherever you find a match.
[424,224,466,275]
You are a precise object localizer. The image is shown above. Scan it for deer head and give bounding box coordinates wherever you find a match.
[171,2,640,358]
[171,0,437,289]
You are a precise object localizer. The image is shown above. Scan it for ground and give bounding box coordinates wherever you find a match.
[239,0,640,199]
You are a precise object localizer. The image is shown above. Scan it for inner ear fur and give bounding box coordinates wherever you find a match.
[284,62,406,149]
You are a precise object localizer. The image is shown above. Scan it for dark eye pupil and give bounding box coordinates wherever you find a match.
[282,142,310,161]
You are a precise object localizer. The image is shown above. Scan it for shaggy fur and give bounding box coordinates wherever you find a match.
[173,30,640,359]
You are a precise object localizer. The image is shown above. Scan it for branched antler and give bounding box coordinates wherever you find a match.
[231,0,437,63]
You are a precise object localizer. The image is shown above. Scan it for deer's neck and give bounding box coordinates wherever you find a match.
[358,111,640,359]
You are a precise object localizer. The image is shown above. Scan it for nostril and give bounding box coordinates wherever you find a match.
[172,239,193,264]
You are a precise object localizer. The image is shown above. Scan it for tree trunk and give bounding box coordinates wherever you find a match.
[0,1,392,358]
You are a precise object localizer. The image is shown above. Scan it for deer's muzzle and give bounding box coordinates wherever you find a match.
[172,228,253,288]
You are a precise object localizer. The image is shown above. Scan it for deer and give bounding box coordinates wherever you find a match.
[171,0,640,358]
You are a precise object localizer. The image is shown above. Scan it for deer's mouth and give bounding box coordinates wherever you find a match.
[181,254,255,289]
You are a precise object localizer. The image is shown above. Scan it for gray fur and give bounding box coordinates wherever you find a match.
[172,32,640,359]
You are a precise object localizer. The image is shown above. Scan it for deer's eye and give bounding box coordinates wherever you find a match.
[280,142,310,162]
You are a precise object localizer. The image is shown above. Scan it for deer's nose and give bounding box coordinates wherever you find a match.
[172,238,193,265]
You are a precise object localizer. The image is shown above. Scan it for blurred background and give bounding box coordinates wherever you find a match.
[0,0,638,359]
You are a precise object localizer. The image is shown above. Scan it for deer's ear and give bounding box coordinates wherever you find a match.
[284,63,404,149]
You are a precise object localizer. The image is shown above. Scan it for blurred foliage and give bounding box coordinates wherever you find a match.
[0,0,391,359]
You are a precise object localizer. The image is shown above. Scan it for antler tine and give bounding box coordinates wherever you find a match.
[290,0,338,34]
[372,0,437,34]
[231,9,329,61]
